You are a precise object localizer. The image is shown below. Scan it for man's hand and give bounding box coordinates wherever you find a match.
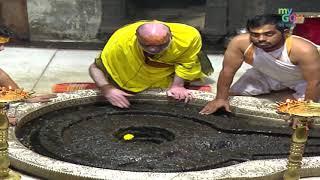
[167,86,194,103]
[199,99,231,115]
[100,84,133,108]
[25,94,57,103]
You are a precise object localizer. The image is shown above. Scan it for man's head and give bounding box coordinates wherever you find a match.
[246,14,291,51]
[0,25,14,51]
[136,22,172,54]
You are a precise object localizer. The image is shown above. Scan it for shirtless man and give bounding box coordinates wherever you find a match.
[200,14,320,115]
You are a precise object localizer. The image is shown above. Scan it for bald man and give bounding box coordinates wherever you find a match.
[89,21,210,108]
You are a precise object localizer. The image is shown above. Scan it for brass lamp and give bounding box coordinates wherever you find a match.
[0,87,30,180]
[277,99,320,180]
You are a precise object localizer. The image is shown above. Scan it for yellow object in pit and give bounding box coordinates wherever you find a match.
[123,134,134,141]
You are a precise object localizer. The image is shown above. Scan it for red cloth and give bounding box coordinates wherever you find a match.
[52,83,97,93]
[293,17,320,45]
[186,85,212,92]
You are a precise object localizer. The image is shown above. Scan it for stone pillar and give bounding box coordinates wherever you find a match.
[227,0,267,33]
[204,0,228,36]
[96,0,127,40]
[27,0,102,41]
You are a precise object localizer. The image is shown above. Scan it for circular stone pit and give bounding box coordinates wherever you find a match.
[8,90,320,179]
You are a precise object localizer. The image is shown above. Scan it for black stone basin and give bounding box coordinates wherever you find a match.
[16,99,320,173]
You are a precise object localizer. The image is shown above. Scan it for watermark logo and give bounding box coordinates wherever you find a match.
[278,8,304,23]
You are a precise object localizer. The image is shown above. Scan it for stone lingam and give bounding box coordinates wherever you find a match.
[7,90,320,180]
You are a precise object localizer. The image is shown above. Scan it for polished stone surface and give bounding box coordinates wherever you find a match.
[17,98,320,172]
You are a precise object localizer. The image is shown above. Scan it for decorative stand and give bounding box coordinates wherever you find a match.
[0,87,30,180]
[277,100,320,180]
[283,116,310,180]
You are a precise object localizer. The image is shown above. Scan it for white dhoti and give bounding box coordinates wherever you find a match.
[230,68,307,99]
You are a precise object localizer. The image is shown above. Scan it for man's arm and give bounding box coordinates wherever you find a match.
[89,63,132,108]
[89,63,110,88]
[0,69,56,110]
[216,36,247,100]
[294,40,320,101]
[167,74,194,103]
[200,35,247,114]
[171,74,184,87]
[0,68,19,89]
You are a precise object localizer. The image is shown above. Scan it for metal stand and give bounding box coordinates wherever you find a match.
[283,116,309,180]
[0,103,20,180]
